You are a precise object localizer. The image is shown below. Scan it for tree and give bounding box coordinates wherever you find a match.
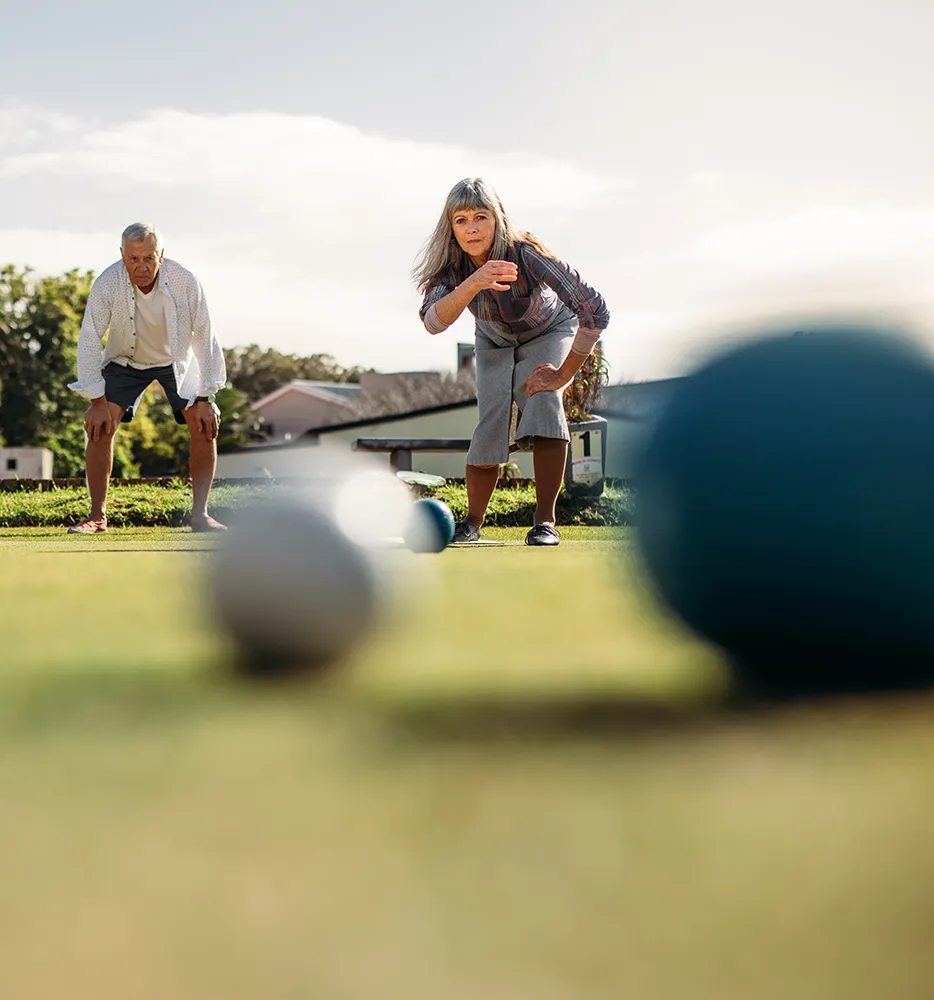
[119,384,262,476]
[0,266,87,447]
[120,390,187,477]
[0,265,141,476]
[214,385,264,453]
[224,344,364,402]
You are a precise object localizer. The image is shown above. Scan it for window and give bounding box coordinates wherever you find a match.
[5,458,16,471]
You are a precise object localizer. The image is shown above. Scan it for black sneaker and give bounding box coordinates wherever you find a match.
[525,523,560,546]
[452,520,481,544]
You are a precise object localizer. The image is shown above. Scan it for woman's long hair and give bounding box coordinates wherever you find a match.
[412,177,554,293]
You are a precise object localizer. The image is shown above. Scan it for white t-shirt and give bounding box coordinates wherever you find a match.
[130,277,173,368]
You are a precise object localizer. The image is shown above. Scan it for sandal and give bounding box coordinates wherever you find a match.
[67,517,108,534]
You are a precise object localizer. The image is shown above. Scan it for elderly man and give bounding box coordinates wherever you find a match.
[68,222,228,533]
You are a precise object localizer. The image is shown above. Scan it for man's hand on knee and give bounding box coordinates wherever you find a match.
[84,397,116,442]
[187,400,219,441]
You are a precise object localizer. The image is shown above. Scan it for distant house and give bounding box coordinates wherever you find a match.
[0,447,54,480]
[250,372,459,444]
[217,375,685,481]
[239,345,479,454]
[251,380,362,443]
[216,399,489,480]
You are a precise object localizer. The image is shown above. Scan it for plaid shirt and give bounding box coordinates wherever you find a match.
[420,242,609,336]
[69,258,226,404]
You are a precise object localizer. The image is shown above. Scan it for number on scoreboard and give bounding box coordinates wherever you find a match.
[570,427,603,486]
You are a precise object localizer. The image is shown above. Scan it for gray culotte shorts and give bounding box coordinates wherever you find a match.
[465,316,576,466]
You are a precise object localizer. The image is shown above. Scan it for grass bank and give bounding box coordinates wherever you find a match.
[0,479,634,529]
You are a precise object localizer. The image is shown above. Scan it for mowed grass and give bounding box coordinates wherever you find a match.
[1,528,933,1000]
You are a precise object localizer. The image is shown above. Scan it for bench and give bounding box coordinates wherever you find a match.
[352,438,473,472]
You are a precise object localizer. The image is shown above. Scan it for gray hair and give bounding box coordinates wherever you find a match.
[411,177,521,293]
[121,222,164,252]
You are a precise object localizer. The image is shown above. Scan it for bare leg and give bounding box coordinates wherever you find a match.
[69,402,124,532]
[465,463,500,528]
[531,436,568,525]
[185,411,225,531]
[86,427,117,521]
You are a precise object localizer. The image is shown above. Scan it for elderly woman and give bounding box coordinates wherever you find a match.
[413,177,610,545]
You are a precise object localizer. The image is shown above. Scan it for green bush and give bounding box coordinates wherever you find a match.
[0,480,634,529]
[427,481,632,527]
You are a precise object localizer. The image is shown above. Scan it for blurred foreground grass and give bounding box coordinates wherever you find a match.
[0,529,932,999]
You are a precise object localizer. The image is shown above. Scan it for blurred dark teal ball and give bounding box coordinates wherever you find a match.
[635,325,934,697]
[404,498,456,553]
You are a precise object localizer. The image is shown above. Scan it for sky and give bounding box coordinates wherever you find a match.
[1,0,933,383]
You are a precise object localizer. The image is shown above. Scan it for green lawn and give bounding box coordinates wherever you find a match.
[1,528,932,999]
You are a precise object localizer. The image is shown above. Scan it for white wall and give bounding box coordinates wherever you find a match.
[0,448,54,479]
[215,447,309,479]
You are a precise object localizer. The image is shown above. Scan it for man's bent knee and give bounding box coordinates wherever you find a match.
[183,412,215,441]
[86,402,123,443]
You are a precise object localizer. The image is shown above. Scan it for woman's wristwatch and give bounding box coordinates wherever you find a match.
[195,394,216,404]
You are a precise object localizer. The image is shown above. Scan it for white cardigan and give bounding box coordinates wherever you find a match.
[69,258,227,406]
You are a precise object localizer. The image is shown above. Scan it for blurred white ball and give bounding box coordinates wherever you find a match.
[208,445,425,675]
[211,495,381,673]
[276,443,414,548]
[331,466,413,549]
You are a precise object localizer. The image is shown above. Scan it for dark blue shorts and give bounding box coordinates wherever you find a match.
[103,362,189,424]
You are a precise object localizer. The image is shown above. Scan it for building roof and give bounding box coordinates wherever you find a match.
[308,397,479,437]
[251,379,362,411]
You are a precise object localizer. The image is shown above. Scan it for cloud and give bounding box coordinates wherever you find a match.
[600,205,934,379]
[0,109,627,215]
[0,107,631,373]
[688,207,934,335]
[699,207,934,272]
[0,109,82,152]
[2,107,934,381]
[0,228,115,276]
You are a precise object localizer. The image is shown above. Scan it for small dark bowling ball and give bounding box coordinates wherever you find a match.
[635,324,934,697]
